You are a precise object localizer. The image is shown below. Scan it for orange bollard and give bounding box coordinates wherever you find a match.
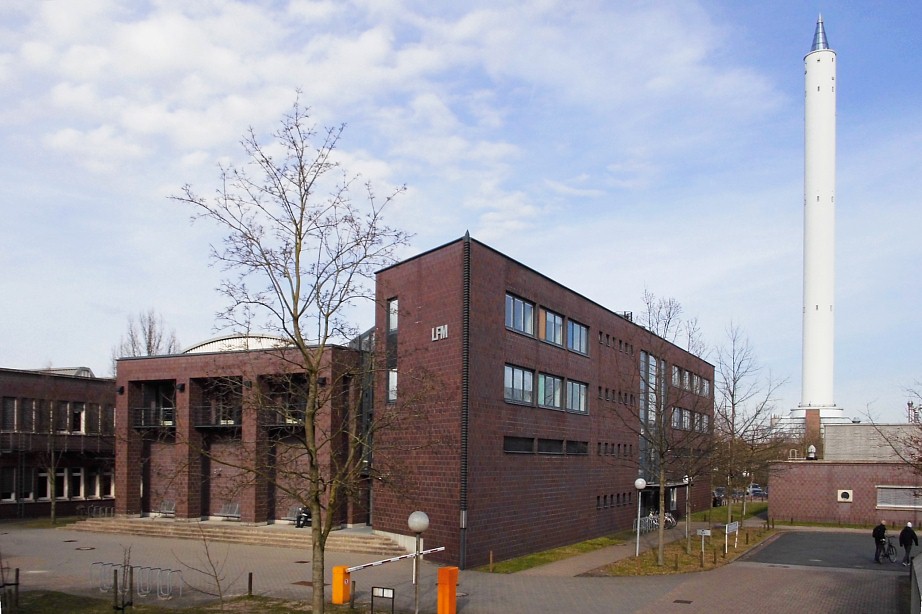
[438,566,459,614]
[332,566,351,605]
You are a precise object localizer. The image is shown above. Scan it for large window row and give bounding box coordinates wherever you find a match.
[671,407,710,432]
[671,365,711,398]
[505,293,589,356]
[503,436,589,455]
[1,397,115,435]
[504,365,588,414]
[0,466,114,502]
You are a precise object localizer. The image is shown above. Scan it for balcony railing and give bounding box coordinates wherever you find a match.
[191,405,243,428]
[132,406,175,429]
[264,404,306,427]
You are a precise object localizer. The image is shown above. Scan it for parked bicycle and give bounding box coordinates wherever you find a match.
[647,510,677,529]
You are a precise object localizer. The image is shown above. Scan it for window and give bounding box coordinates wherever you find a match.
[101,405,115,434]
[537,373,562,409]
[69,468,83,499]
[567,320,589,354]
[672,407,684,429]
[387,369,398,403]
[504,365,534,404]
[55,401,69,431]
[18,468,33,500]
[71,402,85,433]
[1,397,15,430]
[54,469,65,499]
[387,298,399,332]
[503,436,534,453]
[19,398,35,432]
[1,467,15,501]
[86,470,99,498]
[566,380,588,413]
[537,438,564,454]
[538,308,564,345]
[36,471,49,499]
[877,487,922,509]
[566,440,588,455]
[505,294,534,335]
[101,470,114,498]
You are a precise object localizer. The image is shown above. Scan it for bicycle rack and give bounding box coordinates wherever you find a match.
[90,563,182,600]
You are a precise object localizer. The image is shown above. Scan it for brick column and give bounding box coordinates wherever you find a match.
[175,378,202,519]
[241,382,271,524]
[115,382,141,516]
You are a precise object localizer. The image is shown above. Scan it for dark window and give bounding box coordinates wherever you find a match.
[503,436,534,453]
[566,440,588,455]
[537,438,564,455]
[1,397,16,430]
[0,467,15,500]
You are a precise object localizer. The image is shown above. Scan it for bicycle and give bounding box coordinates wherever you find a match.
[885,536,898,563]
[648,510,677,530]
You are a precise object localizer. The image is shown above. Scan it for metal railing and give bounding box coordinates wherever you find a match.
[190,405,242,428]
[131,407,175,429]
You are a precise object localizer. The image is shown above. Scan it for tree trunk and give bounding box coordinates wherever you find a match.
[312,519,325,613]
[657,466,666,566]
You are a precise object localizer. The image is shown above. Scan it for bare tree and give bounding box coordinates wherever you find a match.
[617,291,714,565]
[171,96,409,613]
[112,309,180,373]
[712,322,786,524]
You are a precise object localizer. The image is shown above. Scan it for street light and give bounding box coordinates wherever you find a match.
[634,478,647,556]
[683,475,691,541]
[408,511,429,614]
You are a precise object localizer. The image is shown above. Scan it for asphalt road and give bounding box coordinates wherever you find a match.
[742,531,914,571]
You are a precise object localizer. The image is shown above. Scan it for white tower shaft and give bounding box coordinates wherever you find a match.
[801,16,838,414]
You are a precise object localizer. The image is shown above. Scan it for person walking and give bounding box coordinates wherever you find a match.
[873,520,887,563]
[900,522,918,566]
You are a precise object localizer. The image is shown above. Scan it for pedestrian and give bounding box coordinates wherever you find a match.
[873,520,887,563]
[296,506,311,528]
[900,522,918,566]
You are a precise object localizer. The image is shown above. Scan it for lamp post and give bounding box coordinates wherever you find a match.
[408,511,429,614]
[683,475,690,541]
[634,478,647,556]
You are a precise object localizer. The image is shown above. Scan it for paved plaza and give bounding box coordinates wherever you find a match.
[0,522,908,613]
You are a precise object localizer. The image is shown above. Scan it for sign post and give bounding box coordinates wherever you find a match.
[725,521,740,553]
[697,528,711,554]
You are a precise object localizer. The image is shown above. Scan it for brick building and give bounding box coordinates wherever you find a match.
[370,235,715,567]
[114,338,368,525]
[770,423,922,526]
[0,367,115,519]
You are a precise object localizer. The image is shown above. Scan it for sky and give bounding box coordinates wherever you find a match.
[1,1,920,423]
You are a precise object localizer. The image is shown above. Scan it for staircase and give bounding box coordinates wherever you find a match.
[67,517,407,556]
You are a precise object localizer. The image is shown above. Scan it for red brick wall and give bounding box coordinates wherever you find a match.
[769,461,922,526]
[0,368,115,519]
[372,238,715,567]
[115,347,363,524]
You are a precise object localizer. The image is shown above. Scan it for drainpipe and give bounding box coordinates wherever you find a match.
[460,231,471,568]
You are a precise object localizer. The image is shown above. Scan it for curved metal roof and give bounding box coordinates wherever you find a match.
[181,334,290,354]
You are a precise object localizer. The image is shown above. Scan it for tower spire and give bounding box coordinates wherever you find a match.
[812,14,829,51]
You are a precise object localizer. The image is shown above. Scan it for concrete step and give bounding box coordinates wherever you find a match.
[67,518,406,556]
